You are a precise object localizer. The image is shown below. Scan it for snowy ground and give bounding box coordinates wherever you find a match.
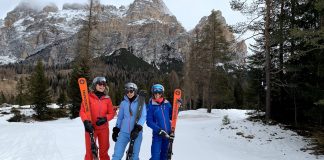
[0,107,323,160]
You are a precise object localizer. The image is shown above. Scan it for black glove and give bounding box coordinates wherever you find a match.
[158,129,171,139]
[112,127,120,142]
[130,124,143,140]
[83,120,94,133]
[177,98,183,105]
[96,117,107,126]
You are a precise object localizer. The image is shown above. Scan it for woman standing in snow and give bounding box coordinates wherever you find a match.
[111,82,147,160]
[79,77,115,160]
[146,84,174,160]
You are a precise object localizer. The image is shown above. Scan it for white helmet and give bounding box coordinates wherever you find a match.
[124,82,138,92]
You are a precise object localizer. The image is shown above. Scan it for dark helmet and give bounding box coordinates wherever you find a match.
[151,84,164,94]
[124,82,138,93]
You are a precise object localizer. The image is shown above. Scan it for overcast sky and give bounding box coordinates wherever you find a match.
[0,0,245,31]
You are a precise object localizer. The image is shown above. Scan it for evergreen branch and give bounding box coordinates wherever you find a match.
[235,14,263,40]
[242,32,263,41]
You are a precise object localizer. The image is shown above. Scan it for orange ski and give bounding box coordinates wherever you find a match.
[168,89,182,160]
[78,77,99,160]
[78,78,92,120]
[171,89,181,133]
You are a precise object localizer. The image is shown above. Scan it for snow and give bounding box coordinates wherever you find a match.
[0,55,18,65]
[48,103,61,109]
[48,9,87,34]
[128,18,164,26]
[107,5,129,18]
[0,107,322,160]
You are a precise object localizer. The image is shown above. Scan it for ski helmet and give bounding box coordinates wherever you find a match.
[124,82,138,93]
[151,84,164,94]
[92,77,107,86]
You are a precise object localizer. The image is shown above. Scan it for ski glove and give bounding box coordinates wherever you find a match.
[96,117,107,126]
[112,127,120,142]
[130,124,143,140]
[83,120,94,133]
[158,129,172,139]
[177,98,183,105]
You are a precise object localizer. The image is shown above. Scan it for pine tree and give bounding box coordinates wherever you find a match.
[28,60,52,120]
[67,0,98,118]
[230,0,273,118]
[68,59,91,118]
[16,77,26,106]
[0,91,6,104]
[186,10,233,112]
[57,90,67,108]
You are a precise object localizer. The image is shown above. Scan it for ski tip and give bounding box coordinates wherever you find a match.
[174,89,181,96]
[78,77,86,84]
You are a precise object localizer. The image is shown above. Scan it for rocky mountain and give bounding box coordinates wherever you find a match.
[0,0,245,67]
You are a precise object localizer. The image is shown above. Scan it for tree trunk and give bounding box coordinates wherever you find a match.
[291,0,297,126]
[265,0,271,120]
[279,0,285,106]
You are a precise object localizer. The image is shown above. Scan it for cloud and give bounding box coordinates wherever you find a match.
[17,0,56,11]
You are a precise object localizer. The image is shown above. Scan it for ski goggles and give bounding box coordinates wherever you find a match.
[153,91,163,95]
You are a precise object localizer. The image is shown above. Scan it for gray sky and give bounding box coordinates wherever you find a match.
[0,0,245,31]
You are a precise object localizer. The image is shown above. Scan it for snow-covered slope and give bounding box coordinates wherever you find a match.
[0,108,321,160]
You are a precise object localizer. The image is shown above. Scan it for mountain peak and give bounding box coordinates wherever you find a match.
[127,0,174,20]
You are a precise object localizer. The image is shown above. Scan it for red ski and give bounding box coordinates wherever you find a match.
[78,78,99,160]
[168,89,182,160]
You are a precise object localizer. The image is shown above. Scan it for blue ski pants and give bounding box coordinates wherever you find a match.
[112,131,143,160]
[150,134,169,160]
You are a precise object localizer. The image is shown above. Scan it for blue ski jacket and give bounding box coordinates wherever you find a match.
[115,95,147,133]
[146,98,172,134]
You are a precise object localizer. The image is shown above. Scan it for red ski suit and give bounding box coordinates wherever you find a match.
[80,92,115,160]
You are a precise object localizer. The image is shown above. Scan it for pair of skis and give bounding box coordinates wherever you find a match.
[78,78,99,160]
[126,90,147,160]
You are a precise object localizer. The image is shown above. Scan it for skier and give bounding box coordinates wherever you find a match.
[146,84,174,160]
[112,82,147,160]
[80,76,115,160]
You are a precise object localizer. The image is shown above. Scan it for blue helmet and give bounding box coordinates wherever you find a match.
[151,84,164,93]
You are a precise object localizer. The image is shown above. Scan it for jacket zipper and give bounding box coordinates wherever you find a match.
[161,104,167,132]
[128,101,132,132]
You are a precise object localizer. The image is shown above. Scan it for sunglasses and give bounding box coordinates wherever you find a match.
[125,90,134,94]
[97,82,106,86]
